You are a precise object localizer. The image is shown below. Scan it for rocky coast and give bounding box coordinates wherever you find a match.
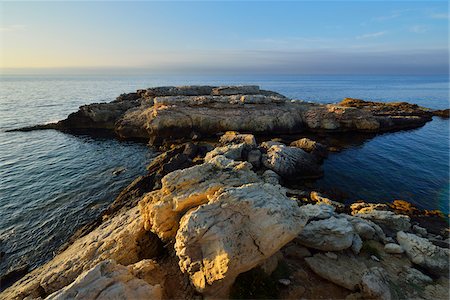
[2,86,449,300]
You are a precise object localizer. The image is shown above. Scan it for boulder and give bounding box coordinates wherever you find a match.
[262,143,323,179]
[397,231,449,275]
[341,214,387,242]
[139,155,260,241]
[297,216,358,251]
[211,85,260,95]
[204,143,246,162]
[402,266,433,285]
[175,183,308,297]
[298,203,335,220]
[290,138,328,159]
[46,260,162,300]
[305,253,368,291]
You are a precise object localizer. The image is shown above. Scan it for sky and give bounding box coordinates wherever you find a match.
[0,0,448,75]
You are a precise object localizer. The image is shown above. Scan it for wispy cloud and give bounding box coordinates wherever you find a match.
[356,31,387,40]
[430,13,449,20]
[373,13,401,22]
[409,25,427,33]
[0,25,26,32]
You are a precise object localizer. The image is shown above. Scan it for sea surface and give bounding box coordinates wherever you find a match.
[0,74,449,280]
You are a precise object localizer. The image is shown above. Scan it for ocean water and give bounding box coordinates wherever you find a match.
[0,74,448,279]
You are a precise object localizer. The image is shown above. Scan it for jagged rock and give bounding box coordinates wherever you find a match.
[46,260,163,300]
[204,143,246,162]
[262,143,323,179]
[2,207,160,299]
[352,203,411,233]
[298,203,335,220]
[305,253,368,291]
[384,243,404,254]
[290,138,328,159]
[360,267,392,300]
[175,183,308,297]
[219,131,257,146]
[139,155,260,241]
[397,231,449,275]
[297,216,358,251]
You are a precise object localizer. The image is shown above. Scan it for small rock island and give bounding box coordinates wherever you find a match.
[3,86,449,299]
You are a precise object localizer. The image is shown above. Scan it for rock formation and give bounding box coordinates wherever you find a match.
[2,86,449,300]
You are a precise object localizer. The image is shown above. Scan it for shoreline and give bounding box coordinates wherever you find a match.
[1,85,449,299]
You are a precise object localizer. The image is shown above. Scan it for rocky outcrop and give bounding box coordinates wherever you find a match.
[397,231,449,275]
[175,183,308,297]
[11,86,445,145]
[46,260,163,300]
[139,156,261,241]
[351,203,411,233]
[1,207,161,299]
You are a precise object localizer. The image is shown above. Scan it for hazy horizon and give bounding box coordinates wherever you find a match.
[1,1,448,75]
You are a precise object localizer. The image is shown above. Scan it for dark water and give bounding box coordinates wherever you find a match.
[0,74,448,278]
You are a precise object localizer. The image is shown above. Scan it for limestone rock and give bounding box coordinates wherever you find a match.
[341,214,387,242]
[219,131,257,146]
[46,260,162,300]
[360,267,392,300]
[140,155,260,241]
[384,243,404,254]
[204,143,246,162]
[297,216,357,251]
[402,266,432,285]
[298,203,335,220]
[2,207,158,299]
[352,203,411,232]
[290,138,328,160]
[175,183,308,297]
[397,231,449,275]
[262,143,323,179]
[305,253,368,291]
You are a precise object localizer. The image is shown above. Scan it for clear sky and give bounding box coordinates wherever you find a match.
[0,0,448,75]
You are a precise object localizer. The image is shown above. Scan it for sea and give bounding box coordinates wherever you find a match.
[0,74,449,281]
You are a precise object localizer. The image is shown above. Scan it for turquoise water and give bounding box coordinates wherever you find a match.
[0,74,448,278]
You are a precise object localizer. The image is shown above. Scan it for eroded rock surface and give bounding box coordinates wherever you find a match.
[46,260,163,300]
[175,183,308,297]
[139,156,260,241]
[397,231,449,275]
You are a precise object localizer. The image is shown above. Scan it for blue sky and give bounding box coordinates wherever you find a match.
[0,1,448,74]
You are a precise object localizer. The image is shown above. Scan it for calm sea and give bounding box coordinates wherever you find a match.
[0,74,448,278]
